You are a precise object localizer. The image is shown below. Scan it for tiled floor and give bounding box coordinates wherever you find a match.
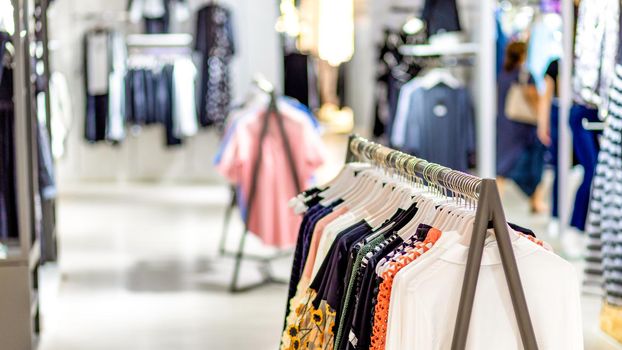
[38,145,622,349]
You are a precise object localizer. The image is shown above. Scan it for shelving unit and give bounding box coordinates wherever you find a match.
[0,0,45,348]
[399,42,479,57]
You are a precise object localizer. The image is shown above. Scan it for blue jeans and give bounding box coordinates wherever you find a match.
[569,104,600,230]
[549,103,601,231]
[550,103,559,218]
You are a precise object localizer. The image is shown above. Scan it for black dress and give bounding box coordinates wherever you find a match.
[195,3,235,128]
[0,32,18,240]
[422,0,462,37]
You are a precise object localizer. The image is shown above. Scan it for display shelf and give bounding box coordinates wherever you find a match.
[126,33,193,48]
[399,42,479,57]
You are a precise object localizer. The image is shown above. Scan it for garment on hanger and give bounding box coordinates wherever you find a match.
[422,0,462,38]
[0,31,17,240]
[391,73,475,172]
[84,28,112,143]
[156,64,181,146]
[35,112,56,200]
[586,63,622,303]
[284,52,311,107]
[128,0,190,34]
[373,29,423,140]
[123,55,198,147]
[584,10,622,301]
[49,72,73,159]
[573,0,619,114]
[215,94,320,166]
[172,57,198,139]
[195,3,235,128]
[216,92,325,248]
[107,31,127,142]
[279,141,582,350]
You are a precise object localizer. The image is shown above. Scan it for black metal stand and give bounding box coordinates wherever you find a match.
[220,90,302,293]
[451,179,538,350]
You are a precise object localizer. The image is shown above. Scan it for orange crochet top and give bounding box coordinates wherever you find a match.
[369,228,442,350]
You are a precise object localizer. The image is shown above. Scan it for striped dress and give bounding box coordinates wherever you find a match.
[585,64,622,305]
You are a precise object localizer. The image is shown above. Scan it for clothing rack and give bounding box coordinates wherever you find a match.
[218,76,302,293]
[345,134,539,350]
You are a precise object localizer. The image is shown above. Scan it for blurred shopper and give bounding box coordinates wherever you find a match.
[538,58,598,257]
[497,41,546,212]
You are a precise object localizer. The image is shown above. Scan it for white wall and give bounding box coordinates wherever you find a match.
[49,0,282,183]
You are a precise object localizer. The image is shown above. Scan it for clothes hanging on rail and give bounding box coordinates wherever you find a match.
[83,27,198,146]
[84,28,112,143]
[280,146,582,350]
[391,74,475,172]
[573,0,619,114]
[49,72,73,159]
[215,93,325,248]
[586,63,622,302]
[373,29,422,140]
[195,3,235,128]
[284,53,310,107]
[124,58,198,146]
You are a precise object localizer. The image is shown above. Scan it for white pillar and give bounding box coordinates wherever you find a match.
[558,0,574,236]
[477,0,497,178]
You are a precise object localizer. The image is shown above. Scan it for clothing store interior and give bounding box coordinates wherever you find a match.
[3,0,622,349]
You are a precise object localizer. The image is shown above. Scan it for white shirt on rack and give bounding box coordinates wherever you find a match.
[388,232,583,350]
[390,78,421,148]
[385,229,461,350]
[86,31,110,96]
[173,57,198,138]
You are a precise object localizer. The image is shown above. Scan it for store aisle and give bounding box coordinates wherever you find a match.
[39,180,622,350]
[39,184,291,350]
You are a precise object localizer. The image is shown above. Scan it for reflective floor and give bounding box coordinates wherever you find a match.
[39,177,622,350]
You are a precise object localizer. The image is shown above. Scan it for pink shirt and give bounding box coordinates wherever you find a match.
[302,206,349,279]
[217,110,325,248]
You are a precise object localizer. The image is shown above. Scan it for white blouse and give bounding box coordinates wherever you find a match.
[387,233,583,350]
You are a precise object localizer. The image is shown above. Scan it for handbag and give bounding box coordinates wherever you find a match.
[505,69,537,125]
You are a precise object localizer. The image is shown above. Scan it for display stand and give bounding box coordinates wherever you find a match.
[219,77,300,293]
